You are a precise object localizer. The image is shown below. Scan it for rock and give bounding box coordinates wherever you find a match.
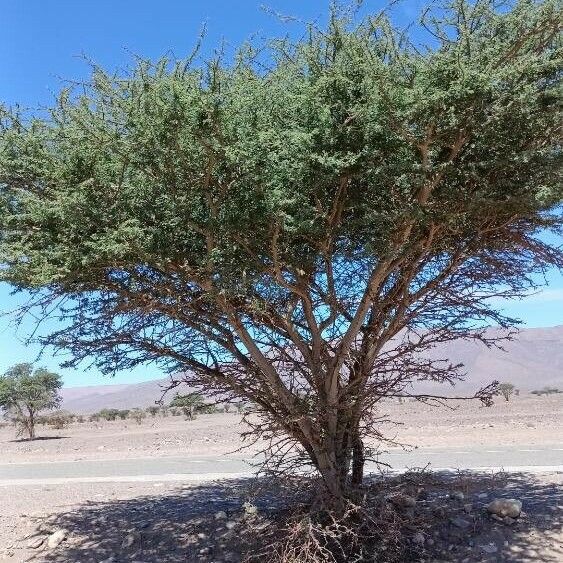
[487,499,522,518]
[412,532,425,545]
[121,532,139,549]
[503,516,516,525]
[477,493,489,499]
[47,530,67,549]
[451,491,465,501]
[426,538,435,546]
[197,532,207,540]
[225,520,237,530]
[388,494,416,509]
[26,536,45,549]
[215,510,228,520]
[243,502,258,515]
[481,544,498,554]
[463,503,473,513]
[450,517,471,529]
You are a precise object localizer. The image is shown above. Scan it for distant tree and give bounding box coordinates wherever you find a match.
[498,382,517,402]
[44,410,74,429]
[98,408,120,421]
[146,406,159,417]
[117,409,130,420]
[130,408,147,424]
[170,393,206,420]
[0,363,62,439]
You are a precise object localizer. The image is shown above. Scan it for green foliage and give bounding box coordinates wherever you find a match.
[0,363,62,439]
[170,392,206,420]
[0,0,561,503]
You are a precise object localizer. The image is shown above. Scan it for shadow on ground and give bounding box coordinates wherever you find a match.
[9,436,69,443]
[26,472,562,563]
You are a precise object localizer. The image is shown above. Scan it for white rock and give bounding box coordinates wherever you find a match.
[481,544,498,554]
[243,502,258,515]
[27,536,45,549]
[225,520,237,530]
[47,530,66,549]
[214,510,228,520]
[451,491,465,501]
[487,498,522,518]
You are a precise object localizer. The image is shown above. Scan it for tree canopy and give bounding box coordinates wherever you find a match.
[0,0,561,506]
[0,363,62,439]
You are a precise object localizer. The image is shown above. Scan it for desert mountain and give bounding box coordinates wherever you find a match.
[61,325,563,413]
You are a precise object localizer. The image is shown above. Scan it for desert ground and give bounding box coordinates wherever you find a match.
[1,393,562,562]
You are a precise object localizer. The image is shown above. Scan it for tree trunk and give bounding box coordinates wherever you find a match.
[27,409,35,440]
[351,436,365,487]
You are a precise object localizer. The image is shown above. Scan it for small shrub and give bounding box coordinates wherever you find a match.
[146,406,159,417]
[98,408,121,421]
[531,386,562,396]
[117,409,130,420]
[130,408,147,424]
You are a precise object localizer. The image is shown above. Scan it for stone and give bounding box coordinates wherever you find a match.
[451,491,465,501]
[477,493,489,499]
[389,494,416,509]
[503,516,516,525]
[215,510,228,520]
[225,520,237,530]
[197,532,207,540]
[243,502,258,515]
[121,532,139,549]
[481,544,498,554]
[47,530,67,549]
[487,499,522,518]
[412,532,425,545]
[26,536,45,549]
[463,503,473,513]
[450,517,471,530]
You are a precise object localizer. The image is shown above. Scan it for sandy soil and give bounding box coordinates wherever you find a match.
[1,393,562,464]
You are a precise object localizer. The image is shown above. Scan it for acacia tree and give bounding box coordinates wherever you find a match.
[0,1,561,507]
[170,392,207,420]
[0,364,62,439]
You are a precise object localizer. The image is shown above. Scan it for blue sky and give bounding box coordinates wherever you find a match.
[0,1,561,387]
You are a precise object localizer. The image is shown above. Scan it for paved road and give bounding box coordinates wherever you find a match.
[1,444,562,486]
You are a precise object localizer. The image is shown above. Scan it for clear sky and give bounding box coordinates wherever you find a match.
[0,1,561,387]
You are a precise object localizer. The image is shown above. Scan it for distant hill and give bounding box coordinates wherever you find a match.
[60,378,191,413]
[61,325,563,413]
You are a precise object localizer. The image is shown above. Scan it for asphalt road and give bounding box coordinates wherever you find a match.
[1,444,562,486]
